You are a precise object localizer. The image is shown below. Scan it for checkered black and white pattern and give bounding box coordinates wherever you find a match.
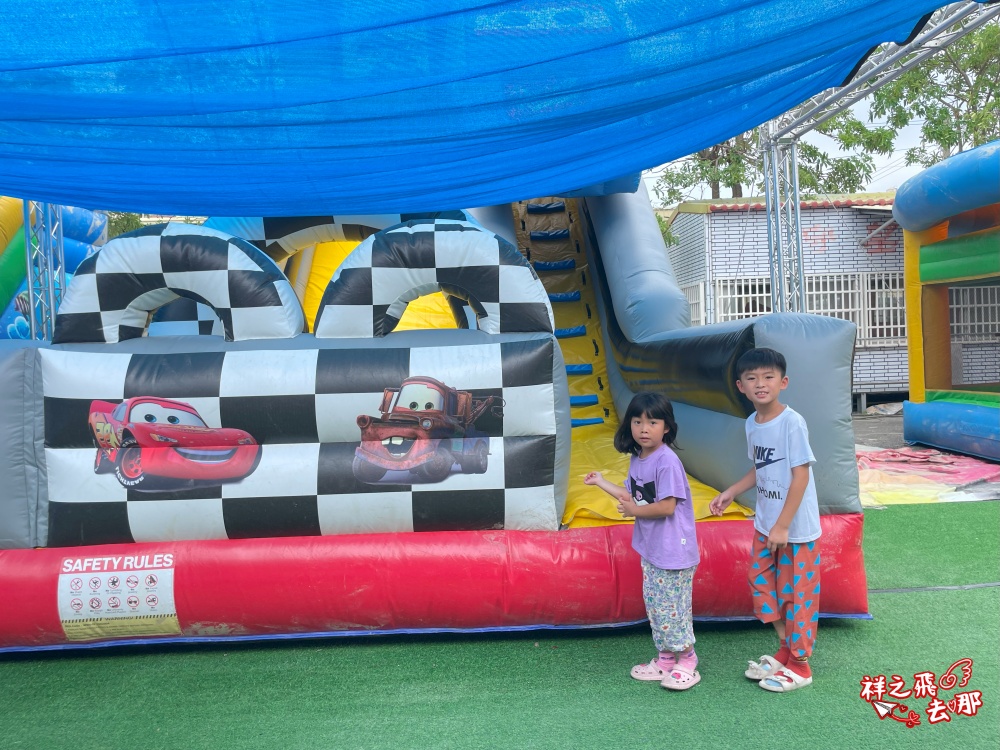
[204,211,472,263]
[148,298,225,337]
[39,336,561,547]
[314,219,554,338]
[52,222,305,344]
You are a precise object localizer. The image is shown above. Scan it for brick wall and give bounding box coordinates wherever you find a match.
[667,213,706,287]
[955,342,1000,386]
[707,207,903,277]
[853,346,909,393]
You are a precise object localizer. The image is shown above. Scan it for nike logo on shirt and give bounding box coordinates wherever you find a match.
[753,445,785,470]
[755,456,786,470]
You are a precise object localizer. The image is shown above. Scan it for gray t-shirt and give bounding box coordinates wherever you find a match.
[745,406,821,543]
[625,443,700,570]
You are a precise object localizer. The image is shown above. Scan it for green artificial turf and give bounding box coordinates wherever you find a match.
[2,502,998,750]
[862,501,1000,590]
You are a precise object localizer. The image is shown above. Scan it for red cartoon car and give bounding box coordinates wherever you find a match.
[90,397,261,490]
[353,376,500,483]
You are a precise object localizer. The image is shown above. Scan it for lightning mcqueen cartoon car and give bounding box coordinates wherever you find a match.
[90,397,261,490]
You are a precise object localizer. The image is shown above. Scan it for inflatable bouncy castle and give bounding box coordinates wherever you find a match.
[1,0,950,651]
[0,190,867,651]
[893,141,1000,461]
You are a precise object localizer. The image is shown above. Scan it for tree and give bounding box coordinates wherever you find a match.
[650,19,999,205]
[649,124,886,205]
[106,212,144,239]
[656,213,678,246]
[858,17,999,166]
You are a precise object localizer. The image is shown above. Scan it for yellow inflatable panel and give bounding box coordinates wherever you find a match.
[394,293,458,331]
[0,196,23,251]
[303,241,358,330]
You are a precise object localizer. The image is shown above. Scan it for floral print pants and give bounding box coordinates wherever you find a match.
[641,558,697,653]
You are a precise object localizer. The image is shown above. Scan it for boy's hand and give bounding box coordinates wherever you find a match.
[616,493,639,518]
[583,471,603,486]
[767,525,789,553]
[709,489,734,516]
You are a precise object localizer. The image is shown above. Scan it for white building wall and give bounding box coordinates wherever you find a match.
[853,347,909,394]
[955,343,1000,386]
[708,207,903,277]
[667,213,706,287]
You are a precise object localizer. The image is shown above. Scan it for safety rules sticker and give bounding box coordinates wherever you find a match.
[58,553,181,641]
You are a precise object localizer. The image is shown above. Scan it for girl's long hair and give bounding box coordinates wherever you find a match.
[613,392,679,455]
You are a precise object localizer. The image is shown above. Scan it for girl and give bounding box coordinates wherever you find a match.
[584,392,700,690]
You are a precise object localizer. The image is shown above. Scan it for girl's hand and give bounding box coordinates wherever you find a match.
[709,489,734,516]
[616,493,638,518]
[583,471,603,485]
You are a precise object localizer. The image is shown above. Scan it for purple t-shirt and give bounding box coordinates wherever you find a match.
[625,444,699,570]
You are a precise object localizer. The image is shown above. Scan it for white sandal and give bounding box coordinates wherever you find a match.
[745,654,783,680]
[759,668,813,692]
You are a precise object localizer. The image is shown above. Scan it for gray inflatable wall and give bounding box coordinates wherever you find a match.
[584,185,860,515]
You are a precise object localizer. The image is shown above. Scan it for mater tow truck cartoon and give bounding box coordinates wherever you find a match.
[90,397,262,491]
[353,376,501,483]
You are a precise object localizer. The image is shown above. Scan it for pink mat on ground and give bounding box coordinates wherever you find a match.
[856,447,1000,486]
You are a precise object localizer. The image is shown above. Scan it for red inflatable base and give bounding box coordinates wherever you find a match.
[0,514,866,650]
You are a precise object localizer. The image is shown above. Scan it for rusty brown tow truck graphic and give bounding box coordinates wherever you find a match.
[353,376,502,483]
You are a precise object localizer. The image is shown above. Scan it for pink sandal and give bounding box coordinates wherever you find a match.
[630,655,674,681]
[662,665,702,691]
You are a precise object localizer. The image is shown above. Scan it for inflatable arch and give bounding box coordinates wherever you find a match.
[53,222,304,344]
[315,217,554,338]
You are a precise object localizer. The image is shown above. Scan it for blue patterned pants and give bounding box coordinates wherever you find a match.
[641,558,697,653]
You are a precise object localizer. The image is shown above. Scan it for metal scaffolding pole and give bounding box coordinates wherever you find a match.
[760,1,999,313]
[761,126,806,312]
[22,201,66,340]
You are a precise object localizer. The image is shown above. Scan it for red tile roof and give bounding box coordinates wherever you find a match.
[708,197,894,212]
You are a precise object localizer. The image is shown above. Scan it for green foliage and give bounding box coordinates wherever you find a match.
[863,18,999,167]
[651,130,876,205]
[107,212,144,239]
[656,213,678,246]
[651,20,999,204]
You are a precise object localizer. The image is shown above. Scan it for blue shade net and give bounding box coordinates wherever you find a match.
[0,0,940,216]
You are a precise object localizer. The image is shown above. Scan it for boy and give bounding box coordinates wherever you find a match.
[709,347,821,692]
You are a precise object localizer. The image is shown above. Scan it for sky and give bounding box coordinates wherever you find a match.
[643,104,926,206]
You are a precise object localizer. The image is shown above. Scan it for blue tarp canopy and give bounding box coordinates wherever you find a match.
[0,1,944,215]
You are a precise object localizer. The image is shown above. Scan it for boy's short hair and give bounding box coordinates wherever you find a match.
[736,347,787,378]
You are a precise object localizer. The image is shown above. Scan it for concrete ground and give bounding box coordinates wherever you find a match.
[852,413,1000,502]
[851,413,906,450]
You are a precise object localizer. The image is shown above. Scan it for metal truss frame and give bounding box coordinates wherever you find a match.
[22,201,66,340]
[761,1,1000,313]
